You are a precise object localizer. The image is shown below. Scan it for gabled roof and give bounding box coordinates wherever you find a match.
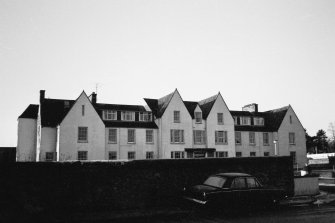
[38,92,157,129]
[144,90,175,118]
[41,99,75,127]
[183,101,199,119]
[198,94,218,119]
[230,106,289,132]
[18,104,39,119]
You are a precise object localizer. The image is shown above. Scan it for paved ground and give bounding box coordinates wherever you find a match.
[2,190,335,222]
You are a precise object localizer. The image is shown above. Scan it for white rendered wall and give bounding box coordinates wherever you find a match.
[17,118,37,161]
[159,91,193,158]
[235,132,275,157]
[192,105,206,149]
[206,95,235,157]
[39,127,57,161]
[105,128,158,160]
[59,92,105,161]
[277,106,307,168]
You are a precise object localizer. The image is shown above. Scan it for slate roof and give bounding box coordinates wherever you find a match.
[38,97,157,129]
[144,91,174,118]
[183,101,199,119]
[18,104,39,119]
[198,94,218,119]
[230,106,289,132]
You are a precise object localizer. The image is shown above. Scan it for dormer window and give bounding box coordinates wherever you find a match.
[254,117,264,126]
[241,117,251,125]
[195,112,202,123]
[139,112,152,122]
[122,111,135,121]
[103,110,117,120]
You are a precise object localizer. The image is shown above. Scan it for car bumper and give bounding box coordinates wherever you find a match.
[183,196,208,205]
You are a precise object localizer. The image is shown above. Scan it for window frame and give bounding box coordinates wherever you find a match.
[108,128,117,144]
[78,127,88,143]
[195,112,202,123]
[108,151,117,160]
[235,131,242,145]
[250,152,256,157]
[45,152,55,162]
[128,151,136,160]
[193,130,206,144]
[290,151,297,164]
[171,151,184,159]
[127,129,136,144]
[249,132,256,145]
[170,129,184,144]
[215,131,228,145]
[236,152,242,157]
[146,129,154,144]
[103,110,117,121]
[216,151,228,158]
[217,113,224,125]
[253,117,264,126]
[289,132,295,145]
[121,111,135,121]
[139,112,152,122]
[78,151,88,161]
[146,151,154,159]
[173,111,180,123]
[263,132,269,146]
[241,117,251,126]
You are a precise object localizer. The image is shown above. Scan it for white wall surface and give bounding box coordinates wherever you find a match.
[39,127,57,161]
[17,118,37,161]
[235,132,275,157]
[59,92,105,161]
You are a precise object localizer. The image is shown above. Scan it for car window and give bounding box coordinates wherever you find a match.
[203,176,227,188]
[246,177,260,188]
[231,178,247,189]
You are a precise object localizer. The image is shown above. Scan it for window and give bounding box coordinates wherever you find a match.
[82,105,85,116]
[289,132,295,145]
[249,132,255,145]
[193,130,206,144]
[254,117,264,126]
[233,116,238,125]
[146,152,154,159]
[108,129,117,143]
[121,111,135,121]
[45,152,55,161]
[170,130,184,143]
[250,152,256,157]
[78,127,88,142]
[263,132,269,145]
[195,112,202,123]
[235,132,241,144]
[108,151,117,160]
[146,130,154,143]
[264,152,270,157]
[232,178,247,189]
[246,177,260,188]
[78,151,88,160]
[215,131,228,144]
[236,152,242,157]
[171,151,184,159]
[207,152,215,158]
[103,110,117,120]
[290,151,297,164]
[128,129,136,143]
[216,151,228,158]
[241,117,251,125]
[217,113,224,124]
[139,112,152,122]
[204,176,227,188]
[128,151,135,160]
[290,115,292,124]
[174,111,180,123]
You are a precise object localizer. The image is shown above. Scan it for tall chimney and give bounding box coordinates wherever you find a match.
[91,92,97,104]
[40,90,45,103]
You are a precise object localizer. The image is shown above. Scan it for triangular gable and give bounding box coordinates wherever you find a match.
[198,93,219,119]
[277,105,305,132]
[184,101,200,119]
[59,91,104,126]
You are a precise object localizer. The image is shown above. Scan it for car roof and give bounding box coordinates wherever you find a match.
[214,173,252,178]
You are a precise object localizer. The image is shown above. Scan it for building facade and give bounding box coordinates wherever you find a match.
[17,89,307,167]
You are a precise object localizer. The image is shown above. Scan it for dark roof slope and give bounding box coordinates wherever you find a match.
[230,106,289,132]
[18,104,39,119]
[41,99,75,127]
[95,103,147,112]
[198,94,218,119]
[144,91,175,118]
[184,101,199,118]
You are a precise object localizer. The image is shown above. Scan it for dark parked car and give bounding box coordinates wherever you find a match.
[183,173,287,209]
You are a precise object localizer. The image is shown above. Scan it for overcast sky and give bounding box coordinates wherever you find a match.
[1,0,335,146]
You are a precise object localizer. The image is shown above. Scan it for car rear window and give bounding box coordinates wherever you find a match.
[203,176,227,188]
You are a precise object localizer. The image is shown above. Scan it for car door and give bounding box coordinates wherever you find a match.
[231,177,248,208]
[246,177,263,206]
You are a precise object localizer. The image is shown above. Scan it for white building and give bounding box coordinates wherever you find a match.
[17,89,306,167]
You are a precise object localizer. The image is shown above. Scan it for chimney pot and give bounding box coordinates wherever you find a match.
[91,92,97,104]
[40,90,45,103]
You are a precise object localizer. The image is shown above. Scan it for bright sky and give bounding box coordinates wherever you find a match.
[1,0,335,146]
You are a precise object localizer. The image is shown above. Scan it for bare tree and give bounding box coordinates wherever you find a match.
[328,122,335,152]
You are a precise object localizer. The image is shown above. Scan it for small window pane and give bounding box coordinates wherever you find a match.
[78,127,88,142]
[78,151,88,160]
[128,129,136,143]
[108,151,117,160]
[217,113,224,124]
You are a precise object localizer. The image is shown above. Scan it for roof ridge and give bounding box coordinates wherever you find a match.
[265,106,289,113]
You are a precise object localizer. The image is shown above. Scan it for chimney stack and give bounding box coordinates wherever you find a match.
[40,90,45,103]
[242,103,258,113]
[91,92,97,104]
